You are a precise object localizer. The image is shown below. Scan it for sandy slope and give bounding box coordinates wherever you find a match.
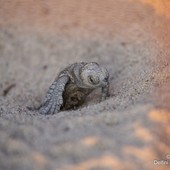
[0,1,170,170]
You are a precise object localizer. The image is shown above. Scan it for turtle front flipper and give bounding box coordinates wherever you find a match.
[39,74,69,115]
[27,74,69,115]
[101,83,110,101]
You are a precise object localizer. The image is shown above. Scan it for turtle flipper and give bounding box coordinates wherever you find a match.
[101,83,110,101]
[27,74,69,115]
[38,74,69,115]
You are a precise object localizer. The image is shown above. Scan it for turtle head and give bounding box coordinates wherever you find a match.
[80,62,109,88]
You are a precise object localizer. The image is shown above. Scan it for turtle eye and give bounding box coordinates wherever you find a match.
[88,76,99,85]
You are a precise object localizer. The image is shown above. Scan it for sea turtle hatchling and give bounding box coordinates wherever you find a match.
[28,62,110,115]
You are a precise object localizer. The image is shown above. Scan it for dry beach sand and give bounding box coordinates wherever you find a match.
[0,0,170,170]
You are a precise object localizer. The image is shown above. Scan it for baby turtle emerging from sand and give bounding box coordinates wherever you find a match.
[28,62,109,115]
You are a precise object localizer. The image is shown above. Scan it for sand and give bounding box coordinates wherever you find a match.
[0,1,170,170]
